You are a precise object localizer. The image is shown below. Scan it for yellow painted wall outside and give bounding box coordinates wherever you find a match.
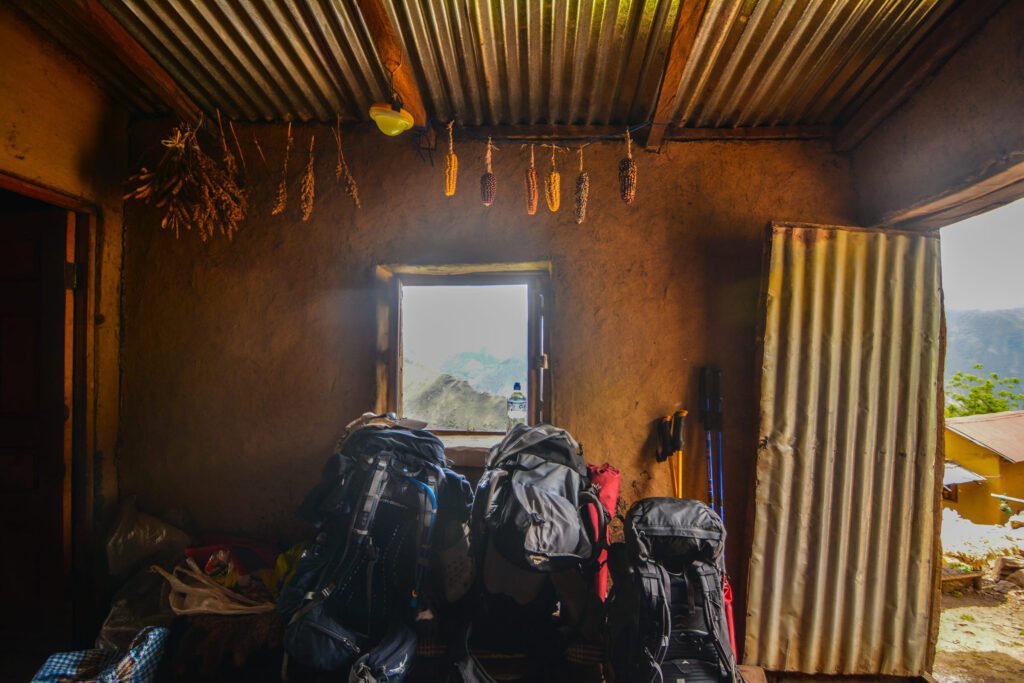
[944,430,1024,524]
[0,5,128,521]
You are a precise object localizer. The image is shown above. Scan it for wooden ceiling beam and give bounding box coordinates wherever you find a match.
[646,0,708,151]
[356,0,428,128]
[78,0,202,123]
[834,0,1008,152]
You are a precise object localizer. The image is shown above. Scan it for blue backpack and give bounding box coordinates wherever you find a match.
[278,419,473,681]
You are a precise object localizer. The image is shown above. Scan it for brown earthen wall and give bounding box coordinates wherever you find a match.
[853,0,1024,225]
[121,122,855,642]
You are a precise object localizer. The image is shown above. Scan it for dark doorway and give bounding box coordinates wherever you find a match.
[0,188,77,675]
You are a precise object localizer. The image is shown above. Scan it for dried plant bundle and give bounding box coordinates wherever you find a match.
[216,110,240,181]
[525,144,538,215]
[544,144,560,212]
[301,134,315,222]
[334,116,361,209]
[444,121,458,197]
[480,137,496,207]
[574,146,589,224]
[619,129,637,205]
[124,124,246,241]
[271,121,293,215]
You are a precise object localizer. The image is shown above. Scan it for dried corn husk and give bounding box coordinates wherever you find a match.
[544,144,560,212]
[301,134,315,221]
[334,116,361,209]
[525,144,538,215]
[619,129,637,205]
[574,147,589,224]
[271,122,293,215]
[444,121,458,197]
[480,137,496,207]
[124,124,245,242]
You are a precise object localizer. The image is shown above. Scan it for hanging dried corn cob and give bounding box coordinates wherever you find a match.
[574,146,590,224]
[271,121,293,215]
[544,144,561,212]
[618,128,637,205]
[525,144,538,215]
[334,115,361,209]
[480,137,497,207]
[444,121,458,197]
[301,134,315,221]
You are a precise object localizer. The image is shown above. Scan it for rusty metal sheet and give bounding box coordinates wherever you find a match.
[745,223,942,675]
[665,0,956,127]
[15,0,963,128]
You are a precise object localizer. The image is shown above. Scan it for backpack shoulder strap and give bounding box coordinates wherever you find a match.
[636,557,671,676]
[408,467,441,609]
[695,563,740,682]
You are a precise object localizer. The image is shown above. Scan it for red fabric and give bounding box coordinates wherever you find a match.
[586,463,621,600]
[184,535,279,576]
[723,576,737,658]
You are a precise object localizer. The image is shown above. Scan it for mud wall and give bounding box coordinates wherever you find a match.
[120,121,855,640]
[0,5,127,532]
[853,1,1024,225]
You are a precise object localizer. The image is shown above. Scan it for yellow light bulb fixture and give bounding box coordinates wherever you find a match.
[370,62,414,136]
[369,102,414,136]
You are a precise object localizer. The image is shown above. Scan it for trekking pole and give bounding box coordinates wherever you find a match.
[672,410,687,498]
[699,368,716,511]
[712,368,726,528]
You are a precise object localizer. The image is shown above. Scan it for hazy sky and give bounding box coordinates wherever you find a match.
[401,284,528,369]
[941,198,1024,311]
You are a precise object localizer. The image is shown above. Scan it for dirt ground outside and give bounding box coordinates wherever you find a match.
[933,585,1024,682]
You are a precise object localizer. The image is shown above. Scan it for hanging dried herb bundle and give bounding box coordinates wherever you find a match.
[480,137,497,207]
[301,134,316,222]
[525,144,538,215]
[334,116,361,209]
[124,124,246,241]
[444,121,458,197]
[271,121,293,215]
[574,146,590,224]
[618,129,637,205]
[229,120,247,179]
[544,144,561,212]
[216,110,240,181]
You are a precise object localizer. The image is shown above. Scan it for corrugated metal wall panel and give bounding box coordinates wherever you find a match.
[745,224,942,675]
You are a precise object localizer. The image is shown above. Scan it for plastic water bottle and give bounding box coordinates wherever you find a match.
[507,382,527,431]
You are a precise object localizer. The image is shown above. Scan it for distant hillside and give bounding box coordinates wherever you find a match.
[945,308,1024,384]
[404,372,506,431]
[440,350,526,396]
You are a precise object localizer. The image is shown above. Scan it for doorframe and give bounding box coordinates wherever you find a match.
[0,172,100,641]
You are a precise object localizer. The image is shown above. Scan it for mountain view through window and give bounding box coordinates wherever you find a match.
[401,284,528,431]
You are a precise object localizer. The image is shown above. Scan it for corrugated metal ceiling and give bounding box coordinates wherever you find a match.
[15,0,962,129]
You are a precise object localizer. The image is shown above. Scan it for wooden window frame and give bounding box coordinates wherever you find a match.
[374,263,552,438]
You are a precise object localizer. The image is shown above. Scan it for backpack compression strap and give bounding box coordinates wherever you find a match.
[409,468,441,609]
[695,563,740,683]
[635,558,671,682]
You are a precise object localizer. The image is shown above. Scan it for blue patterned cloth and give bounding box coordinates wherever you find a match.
[33,626,169,683]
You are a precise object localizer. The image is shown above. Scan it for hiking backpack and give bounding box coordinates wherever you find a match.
[453,423,608,678]
[277,415,474,681]
[607,498,740,683]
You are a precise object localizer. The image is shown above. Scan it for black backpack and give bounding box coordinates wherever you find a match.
[451,424,608,680]
[278,418,474,681]
[607,498,740,683]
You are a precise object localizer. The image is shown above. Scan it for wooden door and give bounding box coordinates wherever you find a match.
[0,202,73,653]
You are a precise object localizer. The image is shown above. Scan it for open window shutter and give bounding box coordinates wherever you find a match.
[529,286,550,423]
[745,223,942,676]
